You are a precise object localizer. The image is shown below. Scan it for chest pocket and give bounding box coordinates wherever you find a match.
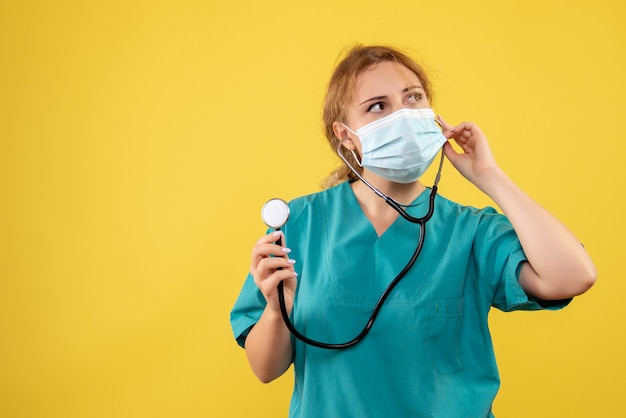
[426,298,487,375]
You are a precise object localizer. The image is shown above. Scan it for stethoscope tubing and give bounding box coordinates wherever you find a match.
[277,184,438,350]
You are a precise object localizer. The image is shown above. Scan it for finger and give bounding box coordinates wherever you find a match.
[262,268,298,288]
[259,275,298,312]
[253,253,296,282]
[446,127,475,150]
[256,264,298,295]
[257,255,296,273]
[252,241,291,261]
[256,230,284,246]
[442,141,457,157]
[251,231,290,263]
[442,141,463,165]
[251,248,293,277]
[452,122,483,138]
[445,126,472,142]
[437,115,457,139]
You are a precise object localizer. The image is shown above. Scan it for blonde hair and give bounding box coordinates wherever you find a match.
[321,45,434,188]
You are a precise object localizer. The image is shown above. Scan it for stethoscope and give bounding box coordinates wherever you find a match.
[261,127,445,350]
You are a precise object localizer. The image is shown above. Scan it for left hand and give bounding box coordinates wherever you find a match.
[439,118,500,188]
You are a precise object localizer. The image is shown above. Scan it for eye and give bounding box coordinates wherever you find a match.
[366,101,385,113]
[407,91,424,104]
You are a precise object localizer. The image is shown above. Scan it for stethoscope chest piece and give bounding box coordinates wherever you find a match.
[262,198,290,229]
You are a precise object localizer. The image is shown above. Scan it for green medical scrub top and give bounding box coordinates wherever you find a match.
[231,182,569,418]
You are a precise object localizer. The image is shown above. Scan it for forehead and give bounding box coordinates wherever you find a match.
[354,61,421,98]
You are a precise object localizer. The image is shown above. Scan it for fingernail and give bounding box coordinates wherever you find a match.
[281,247,291,254]
[293,272,298,277]
[273,231,283,237]
[288,259,296,264]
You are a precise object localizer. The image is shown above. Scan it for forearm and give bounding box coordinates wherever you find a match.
[478,167,596,299]
[245,306,293,383]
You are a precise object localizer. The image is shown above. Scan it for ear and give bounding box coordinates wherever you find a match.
[332,121,357,150]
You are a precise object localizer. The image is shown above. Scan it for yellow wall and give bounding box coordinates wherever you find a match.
[1,1,624,416]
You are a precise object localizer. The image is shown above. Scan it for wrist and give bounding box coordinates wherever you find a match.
[473,165,508,198]
[265,301,289,322]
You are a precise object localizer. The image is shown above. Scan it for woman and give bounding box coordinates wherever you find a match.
[230,45,596,417]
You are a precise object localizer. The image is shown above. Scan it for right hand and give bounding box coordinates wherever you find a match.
[250,231,298,314]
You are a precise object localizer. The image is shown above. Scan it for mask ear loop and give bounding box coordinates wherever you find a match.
[340,124,364,168]
[434,114,444,131]
[350,149,363,167]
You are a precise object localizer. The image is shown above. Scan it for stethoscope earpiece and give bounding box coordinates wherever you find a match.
[434,115,444,131]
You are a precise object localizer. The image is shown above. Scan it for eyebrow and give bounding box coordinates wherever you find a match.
[359,85,424,106]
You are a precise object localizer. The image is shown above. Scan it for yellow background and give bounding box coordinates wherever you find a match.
[1,1,624,417]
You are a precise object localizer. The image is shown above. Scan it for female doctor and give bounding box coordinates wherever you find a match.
[230,45,596,417]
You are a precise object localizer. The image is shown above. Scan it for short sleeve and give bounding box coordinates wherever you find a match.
[476,210,572,312]
[230,272,267,348]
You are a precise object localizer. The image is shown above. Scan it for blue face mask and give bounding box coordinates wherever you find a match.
[344,108,447,183]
